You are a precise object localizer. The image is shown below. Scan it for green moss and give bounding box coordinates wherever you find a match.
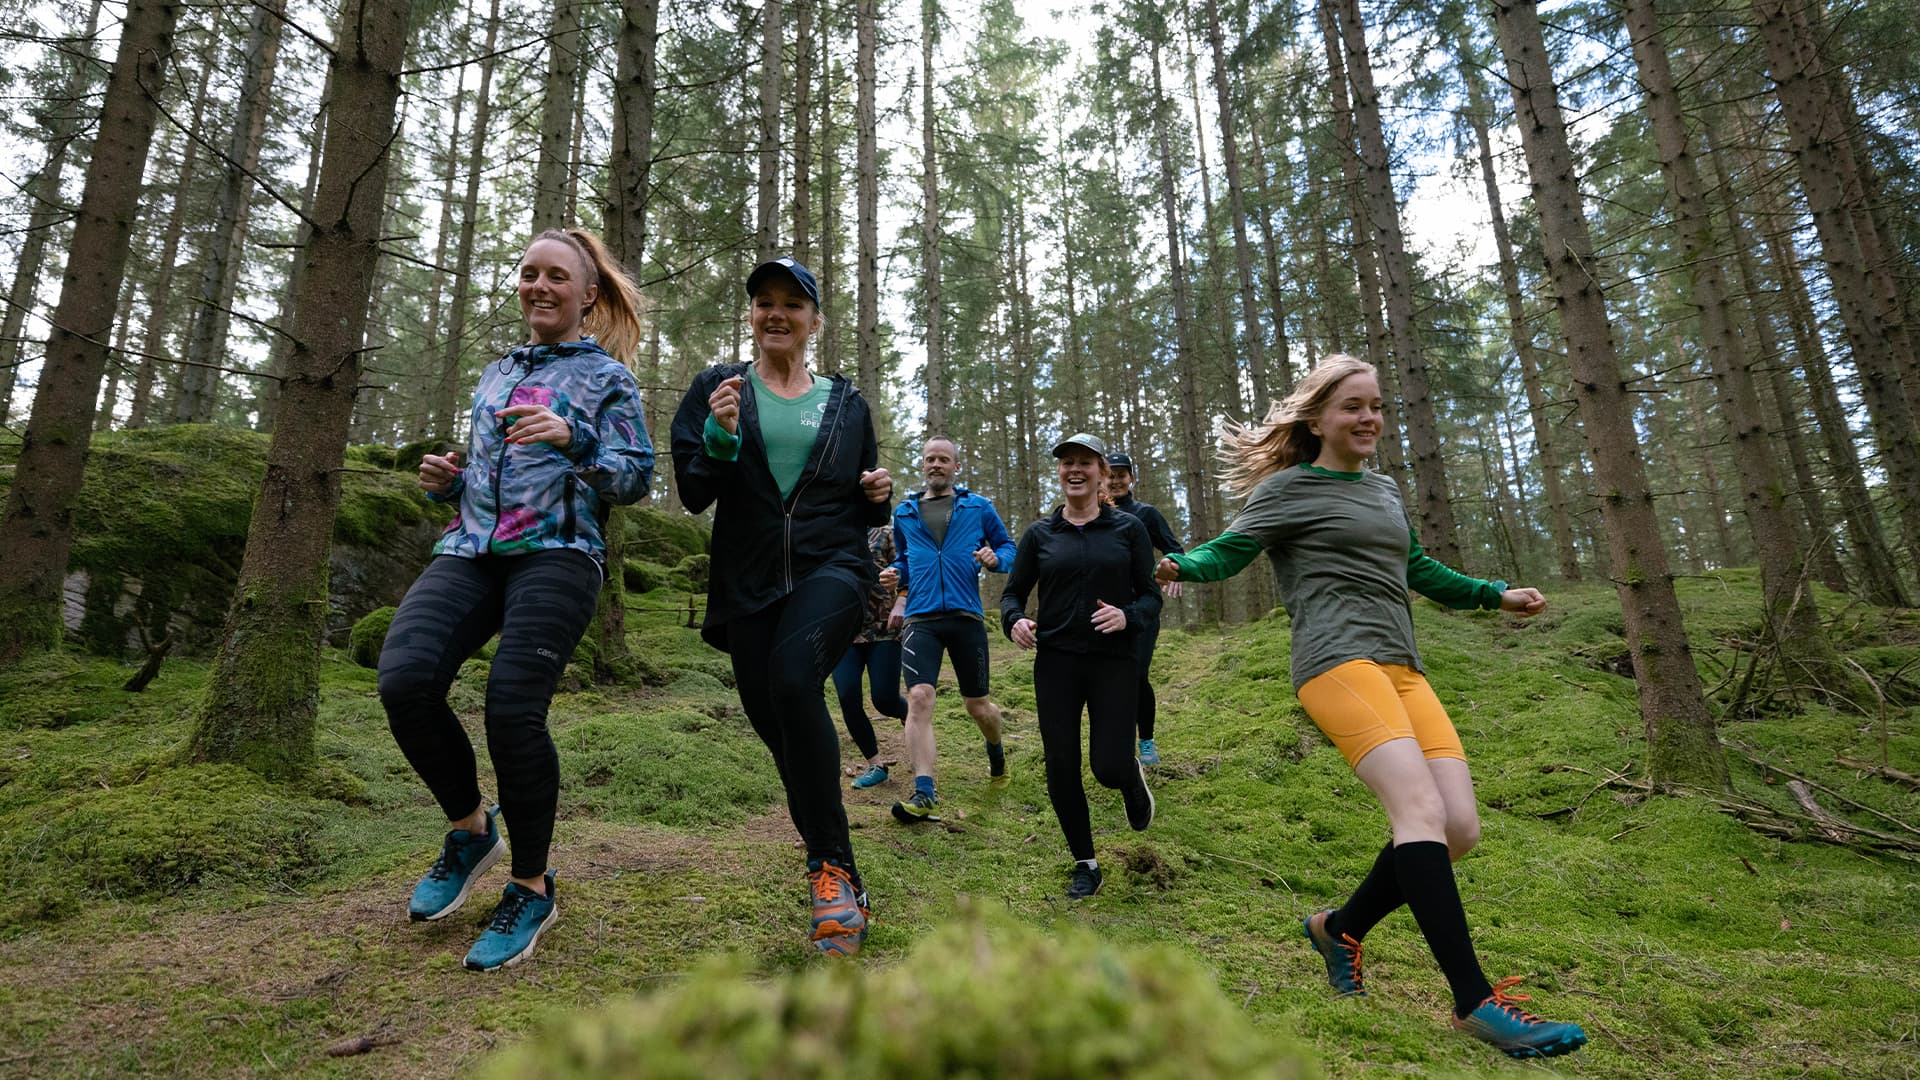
[482,913,1316,1079]
[555,705,782,828]
[349,606,397,670]
[624,505,710,564]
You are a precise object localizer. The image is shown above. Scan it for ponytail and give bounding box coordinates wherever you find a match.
[529,227,645,367]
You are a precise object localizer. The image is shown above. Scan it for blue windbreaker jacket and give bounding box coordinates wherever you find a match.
[889,487,1018,619]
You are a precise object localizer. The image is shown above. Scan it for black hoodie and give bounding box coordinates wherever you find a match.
[671,362,891,649]
[999,504,1163,657]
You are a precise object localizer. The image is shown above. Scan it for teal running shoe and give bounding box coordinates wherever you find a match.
[408,807,505,921]
[891,789,940,823]
[1302,909,1366,996]
[1138,738,1159,765]
[851,764,890,789]
[464,873,557,972]
[1452,977,1588,1058]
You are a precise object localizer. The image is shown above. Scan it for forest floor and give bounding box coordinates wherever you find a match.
[2,571,1918,1077]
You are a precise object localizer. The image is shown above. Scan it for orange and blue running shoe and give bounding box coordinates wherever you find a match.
[1302,909,1366,997]
[1452,976,1588,1058]
[807,860,869,957]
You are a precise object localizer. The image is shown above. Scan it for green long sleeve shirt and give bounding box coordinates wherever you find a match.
[1167,463,1506,688]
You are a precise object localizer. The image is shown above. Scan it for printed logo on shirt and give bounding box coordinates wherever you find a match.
[800,399,827,429]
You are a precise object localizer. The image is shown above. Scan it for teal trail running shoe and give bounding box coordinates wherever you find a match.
[1452,976,1589,1058]
[409,807,505,922]
[1302,909,1366,996]
[464,873,557,972]
[1138,738,1160,765]
[851,763,890,789]
[807,860,869,956]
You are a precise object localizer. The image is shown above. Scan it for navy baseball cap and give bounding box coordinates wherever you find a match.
[1107,452,1135,471]
[1051,433,1109,460]
[746,257,822,307]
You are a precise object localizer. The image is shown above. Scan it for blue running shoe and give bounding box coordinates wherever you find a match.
[409,808,505,922]
[1452,976,1588,1058]
[1138,738,1159,766]
[851,764,890,789]
[1302,909,1366,997]
[464,873,557,972]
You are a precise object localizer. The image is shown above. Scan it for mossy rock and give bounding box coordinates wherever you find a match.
[394,438,461,477]
[673,553,710,591]
[623,505,710,565]
[349,607,397,669]
[482,913,1316,1079]
[345,443,399,470]
[623,559,677,594]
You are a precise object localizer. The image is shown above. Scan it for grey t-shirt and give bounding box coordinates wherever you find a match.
[1230,465,1424,688]
[920,492,955,548]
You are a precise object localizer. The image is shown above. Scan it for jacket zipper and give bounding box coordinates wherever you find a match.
[784,381,847,592]
[487,362,539,553]
[562,473,577,542]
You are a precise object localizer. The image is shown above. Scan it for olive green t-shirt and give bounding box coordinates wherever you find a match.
[1177,464,1504,688]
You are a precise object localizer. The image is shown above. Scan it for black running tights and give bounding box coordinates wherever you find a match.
[1035,648,1141,862]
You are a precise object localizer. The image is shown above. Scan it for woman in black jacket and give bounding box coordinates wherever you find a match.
[670,257,892,956]
[1000,433,1162,901]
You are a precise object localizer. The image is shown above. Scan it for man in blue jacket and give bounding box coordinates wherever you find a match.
[877,436,1018,824]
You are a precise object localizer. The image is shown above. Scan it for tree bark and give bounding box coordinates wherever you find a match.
[792,0,813,264]
[0,0,105,427]
[532,0,581,231]
[609,0,659,271]
[256,64,332,436]
[1624,0,1847,696]
[127,58,213,430]
[919,0,945,431]
[0,0,178,665]
[855,0,880,395]
[433,0,501,440]
[1329,0,1458,564]
[1202,0,1266,409]
[1490,0,1725,790]
[174,0,284,423]
[1245,117,1293,398]
[189,0,413,776]
[757,0,784,264]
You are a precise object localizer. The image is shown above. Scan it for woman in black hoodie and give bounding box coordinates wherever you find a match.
[1000,433,1162,901]
[670,257,892,956]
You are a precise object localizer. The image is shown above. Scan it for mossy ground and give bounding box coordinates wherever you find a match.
[0,572,1915,1076]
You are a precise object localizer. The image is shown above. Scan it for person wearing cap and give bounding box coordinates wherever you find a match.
[1154,356,1585,1059]
[999,433,1162,900]
[874,435,1018,824]
[1104,452,1186,766]
[669,256,893,957]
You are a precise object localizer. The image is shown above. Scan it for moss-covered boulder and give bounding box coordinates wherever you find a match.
[481,915,1317,1079]
[0,426,452,658]
[624,505,709,565]
[349,606,397,669]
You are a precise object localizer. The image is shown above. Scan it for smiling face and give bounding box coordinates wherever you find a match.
[1105,467,1133,501]
[1308,371,1384,471]
[1056,447,1107,503]
[518,238,598,345]
[750,280,822,359]
[921,438,957,495]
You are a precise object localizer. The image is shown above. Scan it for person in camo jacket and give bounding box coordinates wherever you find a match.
[380,227,654,972]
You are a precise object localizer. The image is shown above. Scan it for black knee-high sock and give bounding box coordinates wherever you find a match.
[1326,841,1402,941]
[1393,840,1494,1017]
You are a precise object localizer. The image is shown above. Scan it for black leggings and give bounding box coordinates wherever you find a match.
[726,571,867,871]
[829,639,908,760]
[1034,648,1142,862]
[1134,620,1160,740]
[379,550,603,879]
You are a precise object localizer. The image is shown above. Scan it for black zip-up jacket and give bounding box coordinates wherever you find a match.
[1112,494,1186,557]
[1000,504,1163,657]
[672,362,891,650]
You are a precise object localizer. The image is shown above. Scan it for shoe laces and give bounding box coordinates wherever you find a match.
[912,790,935,808]
[1486,976,1541,1024]
[1336,931,1365,982]
[809,863,855,905]
[487,888,535,934]
[427,839,460,881]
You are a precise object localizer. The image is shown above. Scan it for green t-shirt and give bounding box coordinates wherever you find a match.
[749,366,829,499]
[1167,463,1505,688]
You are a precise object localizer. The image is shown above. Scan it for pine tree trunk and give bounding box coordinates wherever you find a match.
[565,13,590,225]
[0,0,178,664]
[609,0,659,269]
[1150,36,1216,552]
[817,3,839,370]
[1202,0,1266,408]
[1751,0,1920,569]
[1461,56,1580,580]
[1490,0,1726,790]
[532,0,581,231]
[188,0,413,775]
[792,0,813,264]
[434,0,502,440]
[257,65,332,436]
[0,0,105,426]
[96,284,138,431]
[419,83,465,432]
[919,0,945,432]
[855,0,880,395]
[1245,118,1293,398]
[1624,0,1847,696]
[757,0,784,264]
[127,59,212,430]
[1057,121,1087,434]
[1329,0,1457,563]
[174,0,283,423]
[1180,21,1244,417]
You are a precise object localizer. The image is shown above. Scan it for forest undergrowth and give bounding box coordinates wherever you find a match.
[1,573,1916,1077]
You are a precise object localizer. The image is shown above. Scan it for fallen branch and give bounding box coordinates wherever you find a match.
[1786,781,1854,844]
[1835,757,1920,791]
